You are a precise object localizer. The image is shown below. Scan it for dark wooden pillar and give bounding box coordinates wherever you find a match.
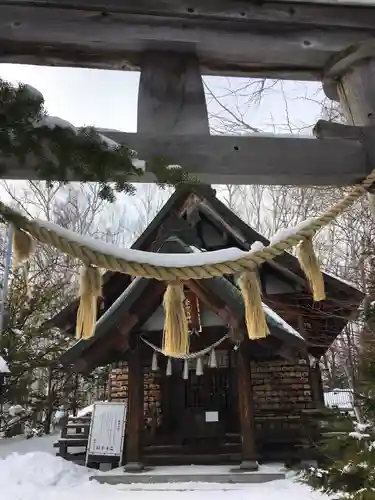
[309,361,325,409]
[124,338,144,472]
[236,344,258,470]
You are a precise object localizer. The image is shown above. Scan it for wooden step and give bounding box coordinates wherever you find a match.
[144,452,242,466]
[66,423,90,428]
[144,443,241,456]
[54,438,88,447]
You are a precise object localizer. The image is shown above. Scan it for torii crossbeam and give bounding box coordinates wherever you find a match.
[1,0,375,185]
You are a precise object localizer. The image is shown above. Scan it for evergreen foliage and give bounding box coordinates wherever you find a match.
[0,264,73,406]
[0,79,192,202]
[302,358,375,499]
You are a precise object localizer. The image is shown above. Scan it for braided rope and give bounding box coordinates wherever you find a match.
[0,167,374,280]
[141,334,229,359]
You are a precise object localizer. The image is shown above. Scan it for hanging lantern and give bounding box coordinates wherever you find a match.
[208,348,217,368]
[183,359,189,380]
[166,358,172,376]
[196,357,204,376]
[151,351,158,371]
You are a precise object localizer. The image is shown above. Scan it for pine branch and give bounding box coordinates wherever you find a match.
[0,80,191,201]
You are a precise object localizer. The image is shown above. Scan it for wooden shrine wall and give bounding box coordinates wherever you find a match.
[251,358,314,442]
[109,361,162,429]
[109,357,313,437]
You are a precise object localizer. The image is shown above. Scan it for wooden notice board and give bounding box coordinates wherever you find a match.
[85,401,127,467]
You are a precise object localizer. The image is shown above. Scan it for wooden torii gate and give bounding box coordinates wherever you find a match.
[3,0,374,471]
[1,0,375,185]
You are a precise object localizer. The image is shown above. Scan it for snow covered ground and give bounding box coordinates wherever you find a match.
[0,433,330,500]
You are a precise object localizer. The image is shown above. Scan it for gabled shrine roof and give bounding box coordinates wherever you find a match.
[60,236,306,370]
[52,184,364,365]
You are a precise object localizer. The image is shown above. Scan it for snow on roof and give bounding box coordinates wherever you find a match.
[0,355,10,373]
[324,389,354,410]
[322,270,360,291]
[262,303,304,340]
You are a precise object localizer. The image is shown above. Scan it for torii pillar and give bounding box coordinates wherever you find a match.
[323,41,375,128]
[323,40,375,316]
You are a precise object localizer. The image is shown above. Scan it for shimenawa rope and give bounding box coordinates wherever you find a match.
[0,167,373,281]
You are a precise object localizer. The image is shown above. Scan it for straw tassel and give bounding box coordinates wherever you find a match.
[296,237,326,302]
[208,348,217,368]
[162,283,189,356]
[196,357,204,376]
[238,270,268,340]
[12,228,35,267]
[12,228,36,296]
[76,265,102,340]
[166,358,172,376]
[151,351,158,371]
[183,359,189,380]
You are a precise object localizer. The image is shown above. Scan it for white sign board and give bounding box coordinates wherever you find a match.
[86,402,127,465]
[205,411,219,423]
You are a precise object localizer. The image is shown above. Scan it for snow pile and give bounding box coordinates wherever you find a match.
[0,355,9,373]
[132,158,146,171]
[0,452,89,489]
[324,389,354,410]
[74,404,93,419]
[0,451,122,500]
[0,448,331,500]
[0,429,330,500]
[8,405,24,417]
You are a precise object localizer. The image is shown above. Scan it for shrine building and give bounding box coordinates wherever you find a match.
[52,185,363,470]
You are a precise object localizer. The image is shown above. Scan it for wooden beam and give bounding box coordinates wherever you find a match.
[125,336,144,471]
[236,344,258,470]
[1,128,368,186]
[1,1,375,79]
[186,279,240,327]
[118,132,368,186]
[138,51,209,135]
[97,132,368,185]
